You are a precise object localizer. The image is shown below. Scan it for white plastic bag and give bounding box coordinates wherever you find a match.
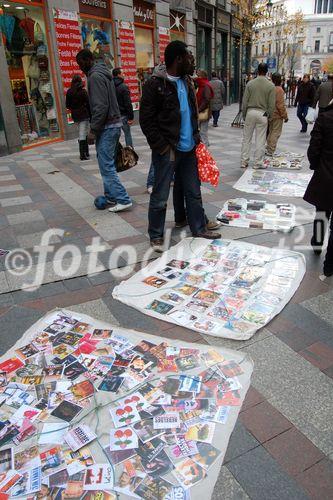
[305,107,318,124]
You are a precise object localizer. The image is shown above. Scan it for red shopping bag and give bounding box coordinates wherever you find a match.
[195,142,220,187]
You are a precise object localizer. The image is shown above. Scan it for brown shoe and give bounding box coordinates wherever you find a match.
[193,231,221,239]
[150,239,165,253]
[175,220,188,228]
[206,220,222,231]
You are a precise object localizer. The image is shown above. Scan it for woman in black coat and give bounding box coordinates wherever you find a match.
[304,101,333,278]
[66,75,90,160]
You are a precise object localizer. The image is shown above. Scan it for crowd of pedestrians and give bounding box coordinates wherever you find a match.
[67,43,333,278]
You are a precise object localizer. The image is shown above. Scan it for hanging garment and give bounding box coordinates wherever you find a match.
[0,14,15,45]
[19,17,35,42]
[93,29,110,45]
[10,17,26,56]
[34,22,44,43]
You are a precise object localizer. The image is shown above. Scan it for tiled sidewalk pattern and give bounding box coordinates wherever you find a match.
[0,105,332,499]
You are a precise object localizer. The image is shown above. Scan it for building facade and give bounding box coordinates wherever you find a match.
[0,0,250,155]
[301,11,333,75]
[251,0,333,77]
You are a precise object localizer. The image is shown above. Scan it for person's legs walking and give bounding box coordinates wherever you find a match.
[121,117,133,147]
[148,150,174,242]
[297,104,308,132]
[199,120,210,146]
[253,111,268,166]
[241,109,256,167]
[266,118,283,155]
[78,120,90,160]
[323,214,333,276]
[95,127,132,209]
[212,110,220,127]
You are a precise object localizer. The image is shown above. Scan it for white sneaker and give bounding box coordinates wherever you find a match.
[109,203,132,212]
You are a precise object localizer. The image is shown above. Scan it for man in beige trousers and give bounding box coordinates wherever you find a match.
[241,63,276,169]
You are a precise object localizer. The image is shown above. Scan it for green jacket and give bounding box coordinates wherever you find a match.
[242,76,276,119]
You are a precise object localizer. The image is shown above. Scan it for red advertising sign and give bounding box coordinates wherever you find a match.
[54,9,83,96]
[118,21,140,109]
[158,27,170,63]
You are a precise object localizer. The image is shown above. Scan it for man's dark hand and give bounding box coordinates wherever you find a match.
[159,145,170,155]
[87,131,95,145]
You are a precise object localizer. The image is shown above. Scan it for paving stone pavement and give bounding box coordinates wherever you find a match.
[0,104,332,499]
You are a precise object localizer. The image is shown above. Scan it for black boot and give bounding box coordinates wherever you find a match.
[84,138,90,159]
[79,140,88,160]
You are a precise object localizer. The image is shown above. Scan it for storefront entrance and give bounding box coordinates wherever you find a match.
[0,0,60,147]
[230,36,240,103]
[197,26,211,73]
[216,31,228,81]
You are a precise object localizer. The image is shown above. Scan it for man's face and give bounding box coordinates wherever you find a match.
[303,75,309,83]
[177,50,192,77]
[77,57,93,75]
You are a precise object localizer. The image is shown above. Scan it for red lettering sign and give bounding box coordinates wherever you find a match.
[118,21,140,109]
[54,9,83,96]
[158,27,170,63]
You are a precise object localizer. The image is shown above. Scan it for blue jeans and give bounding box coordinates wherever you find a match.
[95,127,131,205]
[121,117,133,147]
[297,104,309,131]
[212,110,220,126]
[147,162,155,188]
[148,148,206,240]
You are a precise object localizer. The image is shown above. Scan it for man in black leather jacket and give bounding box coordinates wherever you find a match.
[139,41,221,252]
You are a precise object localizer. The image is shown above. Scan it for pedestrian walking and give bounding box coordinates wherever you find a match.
[112,67,134,147]
[266,73,288,156]
[65,75,90,161]
[240,63,275,169]
[210,71,224,127]
[313,74,333,114]
[139,40,221,252]
[196,69,214,146]
[304,99,333,279]
[294,74,315,133]
[76,49,132,212]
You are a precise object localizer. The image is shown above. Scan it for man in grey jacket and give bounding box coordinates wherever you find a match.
[314,74,333,114]
[240,63,276,169]
[76,50,132,212]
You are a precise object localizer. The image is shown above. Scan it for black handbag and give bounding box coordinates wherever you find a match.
[116,144,139,172]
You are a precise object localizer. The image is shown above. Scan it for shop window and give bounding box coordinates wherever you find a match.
[170,10,185,42]
[135,26,154,92]
[80,18,114,69]
[0,2,59,146]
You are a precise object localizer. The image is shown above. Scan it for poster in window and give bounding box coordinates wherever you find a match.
[158,27,170,64]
